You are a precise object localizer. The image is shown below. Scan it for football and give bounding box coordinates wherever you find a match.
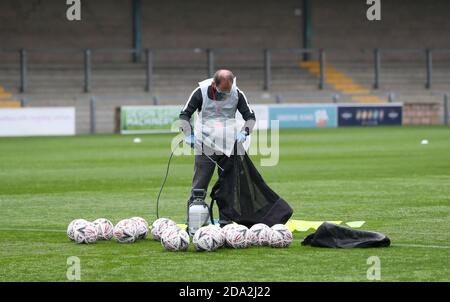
[92,218,114,240]
[225,224,250,249]
[193,226,222,252]
[130,216,149,240]
[67,218,88,241]
[220,223,237,247]
[269,224,293,248]
[113,219,138,243]
[151,218,177,241]
[206,224,225,247]
[73,221,98,244]
[161,227,189,252]
[248,223,272,246]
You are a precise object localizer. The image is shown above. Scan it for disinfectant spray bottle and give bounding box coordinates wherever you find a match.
[187,189,210,236]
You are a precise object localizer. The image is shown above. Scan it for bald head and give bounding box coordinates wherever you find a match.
[213,69,234,92]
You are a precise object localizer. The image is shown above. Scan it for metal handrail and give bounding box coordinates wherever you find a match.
[1,47,449,93]
[2,47,450,56]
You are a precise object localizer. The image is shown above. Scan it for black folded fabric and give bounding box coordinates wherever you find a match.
[301,222,391,248]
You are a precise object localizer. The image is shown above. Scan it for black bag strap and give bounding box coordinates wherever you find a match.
[209,198,215,225]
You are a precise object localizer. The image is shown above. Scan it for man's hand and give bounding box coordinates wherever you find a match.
[236,131,247,143]
[184,134,195,148]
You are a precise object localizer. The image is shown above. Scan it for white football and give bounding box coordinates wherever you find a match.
[161,227,189,252]
[130,217,149,240]
[151,218,177,241]
[269,224,293,248]
[73,221,98,244]
[249,223,272,246]
[93,218,114,240]
[193,226,222,252]
[67,218,88,241]
[225,224,250,249]
[113,219,138,243]
[206,225,225,247]
[221,223,237,247]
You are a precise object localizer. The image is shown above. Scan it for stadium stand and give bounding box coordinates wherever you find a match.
[0,0,449,133]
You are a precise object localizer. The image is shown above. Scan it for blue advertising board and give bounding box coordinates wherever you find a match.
[338,104,402,126]
[268,105,337,128]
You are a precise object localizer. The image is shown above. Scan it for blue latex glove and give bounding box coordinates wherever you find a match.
[236,131,247,143]
[184,134,195,148]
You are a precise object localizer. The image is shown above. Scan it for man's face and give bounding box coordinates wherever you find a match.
[216,81,232,94]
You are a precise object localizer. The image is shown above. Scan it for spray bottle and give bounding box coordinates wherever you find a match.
[187,189,210,236]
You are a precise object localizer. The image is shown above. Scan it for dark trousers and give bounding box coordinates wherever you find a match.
[190,143,244,225]
[188,145,229,224]
[191,152,229,224]
[192,153,225,194]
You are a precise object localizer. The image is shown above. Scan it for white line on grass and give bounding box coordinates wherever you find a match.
[0,228,65,233]
[393,243,450,249]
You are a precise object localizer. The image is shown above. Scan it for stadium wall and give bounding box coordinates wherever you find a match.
[0,0,132,50]
[1,0,449,62]
[0,0,302,63]
[312,0,450,61]
[403,103,442,125]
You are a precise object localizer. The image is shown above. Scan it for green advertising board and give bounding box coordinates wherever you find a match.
[120,106,183,134]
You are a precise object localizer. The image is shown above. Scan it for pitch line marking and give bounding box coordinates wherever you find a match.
[0,228,65,233]
[393,243,450,249]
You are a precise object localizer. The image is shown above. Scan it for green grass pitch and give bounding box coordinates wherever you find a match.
[0,126,449,281]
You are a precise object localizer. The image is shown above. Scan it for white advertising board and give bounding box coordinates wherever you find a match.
[0,107,76,137]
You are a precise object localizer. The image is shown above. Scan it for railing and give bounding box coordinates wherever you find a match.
[370,48,450,90]
[1,47,450,94]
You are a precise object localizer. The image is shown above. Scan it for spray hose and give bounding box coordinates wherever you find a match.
[155,142,179,219]
[155,139,224,219]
